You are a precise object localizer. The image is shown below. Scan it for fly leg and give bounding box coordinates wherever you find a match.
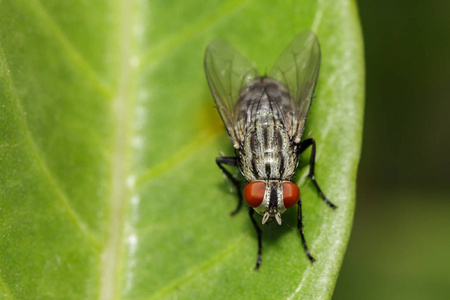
[216,156,243,215]
[249,207,263,269]
[298,138,337,209]
[297,195,315,263]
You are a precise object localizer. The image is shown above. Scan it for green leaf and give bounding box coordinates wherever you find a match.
[0,0,364,299]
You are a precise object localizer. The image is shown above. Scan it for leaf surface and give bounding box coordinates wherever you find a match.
[0,0,364,299]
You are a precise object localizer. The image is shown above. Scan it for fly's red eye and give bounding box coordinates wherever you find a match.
[243,181,266,207]
[283,182,300,208]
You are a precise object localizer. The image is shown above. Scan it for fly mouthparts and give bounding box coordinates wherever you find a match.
[261,211,283,225]
[275,212,282,225]
[262,212,270,224]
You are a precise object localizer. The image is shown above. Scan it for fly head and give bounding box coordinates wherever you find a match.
[243,180,300,225]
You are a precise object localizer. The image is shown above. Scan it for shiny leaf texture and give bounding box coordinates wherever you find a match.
[0,0,364,299]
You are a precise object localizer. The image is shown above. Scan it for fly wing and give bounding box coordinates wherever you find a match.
[204,39,258,149]
[268,31,321,143]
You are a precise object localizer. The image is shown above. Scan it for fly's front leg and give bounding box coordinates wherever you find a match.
[297,195,315,263]
[216,156,243,215]
[249,207,262,269]
[299,138,337,209]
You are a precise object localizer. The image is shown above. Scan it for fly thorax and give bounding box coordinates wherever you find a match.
[240,114,298,182]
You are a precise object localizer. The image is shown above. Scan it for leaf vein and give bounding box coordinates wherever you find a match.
[0,44,100,247]
[20,0,114,97]
[149,235,246,300]
[135,129,221,188]
[139,0,249,68]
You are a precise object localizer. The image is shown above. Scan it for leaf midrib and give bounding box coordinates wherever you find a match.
[99,0,137,298]
[96,1,255,297]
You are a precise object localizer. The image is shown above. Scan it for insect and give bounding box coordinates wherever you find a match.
[204,31,336,269]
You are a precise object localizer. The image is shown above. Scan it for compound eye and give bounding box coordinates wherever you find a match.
[243,181,266,207]
[282,182,300,209]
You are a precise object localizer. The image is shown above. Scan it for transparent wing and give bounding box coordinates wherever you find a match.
[268,31,321,143]
[204,39,258,149]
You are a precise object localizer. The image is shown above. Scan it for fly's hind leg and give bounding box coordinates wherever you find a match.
[216,156,243,215]
[299,138,337,209]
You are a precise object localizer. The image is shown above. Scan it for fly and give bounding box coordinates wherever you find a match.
[204,31,337,269]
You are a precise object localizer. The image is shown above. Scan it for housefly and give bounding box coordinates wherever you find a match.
[204,31,336,269]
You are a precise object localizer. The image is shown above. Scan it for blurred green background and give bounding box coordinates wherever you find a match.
[334,0,450,299]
